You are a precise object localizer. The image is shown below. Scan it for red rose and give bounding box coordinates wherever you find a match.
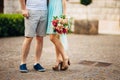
[52,20,59,27]
[55,28,62,34]
[62,28,67,34]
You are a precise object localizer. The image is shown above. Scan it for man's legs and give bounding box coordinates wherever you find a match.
[35,36,43,63]
[33,36,46,72]
[21,37,33,64]
[20,10,47,72]
[21,36,43,64]
[20,37,33,73]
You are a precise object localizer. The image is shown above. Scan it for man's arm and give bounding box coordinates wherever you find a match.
[19,0,29,18]
[19,0,26,10]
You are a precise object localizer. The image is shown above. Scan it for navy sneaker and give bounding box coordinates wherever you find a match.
[19,64,28,73]
[33,63,46,72]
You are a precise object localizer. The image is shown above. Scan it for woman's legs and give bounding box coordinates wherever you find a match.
[54,34,63,65]
[50,34,69,67]
[55,46,63,64]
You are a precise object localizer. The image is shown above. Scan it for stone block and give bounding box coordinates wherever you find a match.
[87,8,101,14]
[88,14,99,20]
[99,20,120,34]
[92,0,106,7]
[4,0,21,13]
[106,0,116,8]
[74,20,98,34]
[116,0,120,8]
[69,0,79,2]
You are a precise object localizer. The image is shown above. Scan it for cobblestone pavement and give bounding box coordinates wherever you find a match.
[0,34,120,80]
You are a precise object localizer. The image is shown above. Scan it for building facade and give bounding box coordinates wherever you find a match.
[1,0,21,14]
[0,0,120,34]
[67,0,120,34]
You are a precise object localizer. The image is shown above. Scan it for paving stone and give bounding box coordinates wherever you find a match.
[0,34,120,80]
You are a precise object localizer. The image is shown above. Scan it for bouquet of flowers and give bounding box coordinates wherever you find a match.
[52,15,71,34]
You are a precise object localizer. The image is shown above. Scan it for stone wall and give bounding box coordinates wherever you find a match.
[67,0,120,20]
[67,0,120,34]
[4,0,21,14]
[3,0,120,34]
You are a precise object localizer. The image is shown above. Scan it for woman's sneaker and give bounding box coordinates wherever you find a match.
[33,63,46,72]
[19,64,28,73]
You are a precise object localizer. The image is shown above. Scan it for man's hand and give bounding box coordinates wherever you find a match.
[19,0,29,18]
[22,10,29,18]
